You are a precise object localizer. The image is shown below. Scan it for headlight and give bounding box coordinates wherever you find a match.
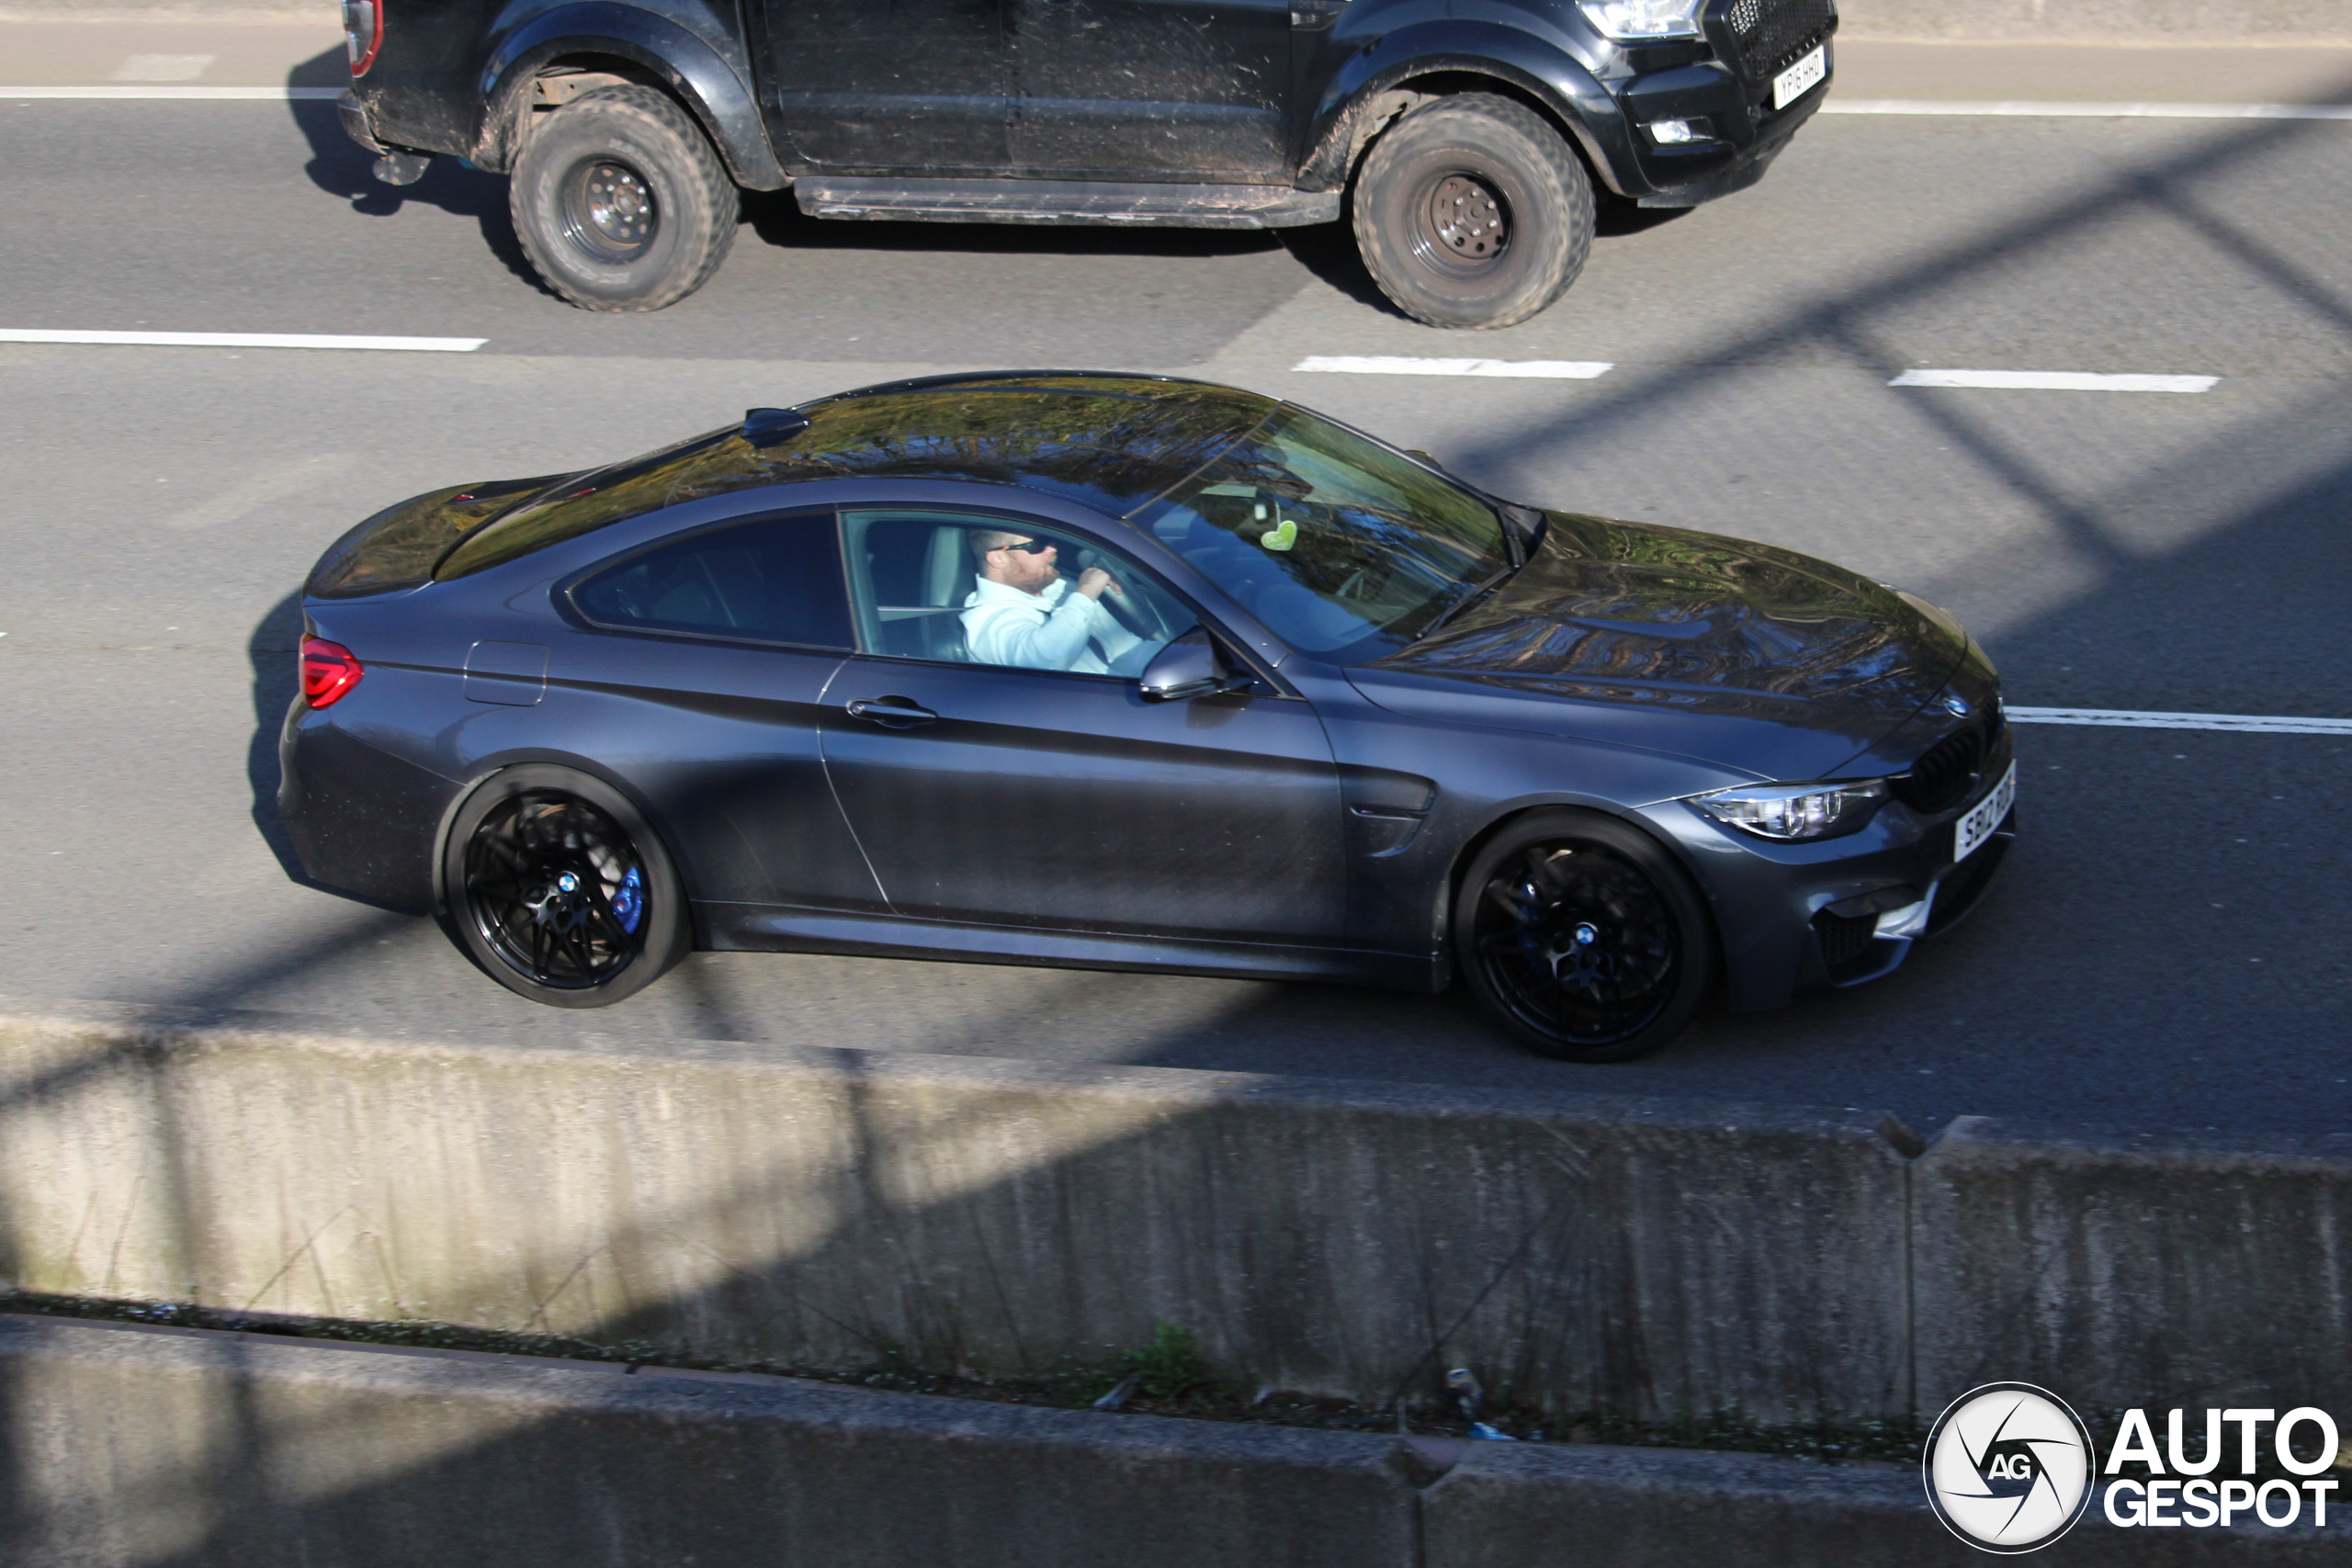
[1690,780,1889,841]
[1577,0,1705,39]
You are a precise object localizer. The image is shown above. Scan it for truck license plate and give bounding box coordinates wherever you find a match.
[1773,47,1826,110]
[1953,761,2016,864]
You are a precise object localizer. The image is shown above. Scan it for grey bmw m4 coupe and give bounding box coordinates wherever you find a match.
[284,371,2014,1061]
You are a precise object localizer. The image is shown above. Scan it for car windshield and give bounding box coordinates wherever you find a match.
[1131,405,1510,662]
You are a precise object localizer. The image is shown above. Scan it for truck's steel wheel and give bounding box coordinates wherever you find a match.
[442,765,687,1007]
[1351,94,1594,330]
[511,84,738,312]
[1454,812,1713,1061]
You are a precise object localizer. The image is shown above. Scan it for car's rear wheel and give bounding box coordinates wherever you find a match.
[442,765,687,1007]
[1351,93,1595,330]
[1454,811,1713,1061]
[509,84,739,312]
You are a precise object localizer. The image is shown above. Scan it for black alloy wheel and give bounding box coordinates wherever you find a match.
[1454,812,1713,1061]
[442,765,687,1007]
[509,83,740,312]
[1351,93,1595,330]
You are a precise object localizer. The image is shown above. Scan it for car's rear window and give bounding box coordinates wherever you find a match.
[569,513,854,650]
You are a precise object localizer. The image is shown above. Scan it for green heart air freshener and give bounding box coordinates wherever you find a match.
[1260,518,1297,552]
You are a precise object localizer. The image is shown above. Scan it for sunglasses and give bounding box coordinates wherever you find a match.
[993,538,1054,555]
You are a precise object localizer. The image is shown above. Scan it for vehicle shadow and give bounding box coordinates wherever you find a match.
[281,47,552,299]
[246,589,304,886]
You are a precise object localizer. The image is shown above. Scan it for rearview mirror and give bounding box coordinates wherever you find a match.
[1140,628,1250,702]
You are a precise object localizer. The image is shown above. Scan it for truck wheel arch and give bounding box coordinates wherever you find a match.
[1303,34,1635,199]
[473,6,786,189]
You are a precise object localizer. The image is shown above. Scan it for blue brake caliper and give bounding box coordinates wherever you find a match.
[612,865,645,935]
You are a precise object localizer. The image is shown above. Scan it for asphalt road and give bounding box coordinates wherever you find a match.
[1,74,2347,1144]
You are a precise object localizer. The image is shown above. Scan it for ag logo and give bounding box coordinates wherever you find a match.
[1924,1383,2095,1552]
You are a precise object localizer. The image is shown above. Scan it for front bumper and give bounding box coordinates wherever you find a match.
[1639,725,2018,1012]
[1610,37,1835,207]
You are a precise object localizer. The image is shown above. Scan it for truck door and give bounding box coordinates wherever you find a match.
[759,0,1013,172]
[1006,0,1295,179]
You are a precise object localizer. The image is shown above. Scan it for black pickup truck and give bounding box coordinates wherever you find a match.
[338,0,1834,328]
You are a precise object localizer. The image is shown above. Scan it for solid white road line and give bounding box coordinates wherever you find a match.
[1893,368,2218,393]
[0,329,485,352]
[1825,100,2352,121]
[1293,355,1614,379]
[0,85,345,100]
[2010,707,2352,736]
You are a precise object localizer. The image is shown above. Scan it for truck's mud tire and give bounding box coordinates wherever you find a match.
[510,84,739,313]
[1351,93,1595,330]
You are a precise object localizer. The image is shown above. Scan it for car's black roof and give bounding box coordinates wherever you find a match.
[772,369,1279,513]
[414,370,1283,584]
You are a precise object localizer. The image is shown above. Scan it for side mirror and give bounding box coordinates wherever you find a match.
[1140,628,1250,703]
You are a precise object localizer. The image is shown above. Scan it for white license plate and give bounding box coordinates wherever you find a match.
[1773,46,1826,110]
[1953,761,2016,864]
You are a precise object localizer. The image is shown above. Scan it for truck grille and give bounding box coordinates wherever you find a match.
[1723,0,1835,82]
[1894,723,1986,816]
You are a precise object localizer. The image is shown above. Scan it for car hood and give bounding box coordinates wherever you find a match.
[1347,513,1973,783]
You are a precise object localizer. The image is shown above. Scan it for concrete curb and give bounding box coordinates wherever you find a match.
[0,0,2347,43]
[1838,0,2352,45]
[3,1314,2335,1567]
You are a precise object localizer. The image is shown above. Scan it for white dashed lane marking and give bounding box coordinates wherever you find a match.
[1826,100,2352,122]
[2010,708,2352,736]
[1893,369,2218,393]
[0,329,485,353]
[0,85,344,100]
[1293,355,1614,379]
[112,55,216,83]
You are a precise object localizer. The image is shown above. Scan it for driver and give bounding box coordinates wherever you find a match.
[961,529,1158,675]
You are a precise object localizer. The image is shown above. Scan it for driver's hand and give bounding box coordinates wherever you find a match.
[1075,567,1123,600]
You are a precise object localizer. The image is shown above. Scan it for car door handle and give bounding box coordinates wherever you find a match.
[844,696,940,728]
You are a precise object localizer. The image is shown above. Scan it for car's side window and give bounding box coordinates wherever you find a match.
[570,513,854,650]
[842,509,1195,677]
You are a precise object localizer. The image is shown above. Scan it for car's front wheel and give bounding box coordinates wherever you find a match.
[509,84,739,312]
[442,765,688,1007]
[1351,93,1595,330]
[1454,811,1714,1061]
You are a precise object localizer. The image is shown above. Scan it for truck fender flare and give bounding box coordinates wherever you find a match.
[476,1,786,189]
[1301,20,1640,197]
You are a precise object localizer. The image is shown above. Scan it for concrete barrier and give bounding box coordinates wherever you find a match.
[8,1010,2352,1433]
[4,1315,2334,1568]
[1911,1116,2352,1416]
[0,1013,1911,1425]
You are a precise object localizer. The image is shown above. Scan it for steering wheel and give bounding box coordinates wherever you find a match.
[1076,547,1176,641]
[1102,579,1174,641]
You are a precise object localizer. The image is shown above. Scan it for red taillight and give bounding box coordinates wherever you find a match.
[343,0,384,76]
[301,637,365,708]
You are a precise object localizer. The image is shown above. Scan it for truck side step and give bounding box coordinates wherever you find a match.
[794,176,1340,230]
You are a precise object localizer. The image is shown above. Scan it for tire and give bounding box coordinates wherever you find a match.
[1350,93,1595,330]
[1453,811,1714,1062]
[509,84,739,312]
[441,764,689,1008]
